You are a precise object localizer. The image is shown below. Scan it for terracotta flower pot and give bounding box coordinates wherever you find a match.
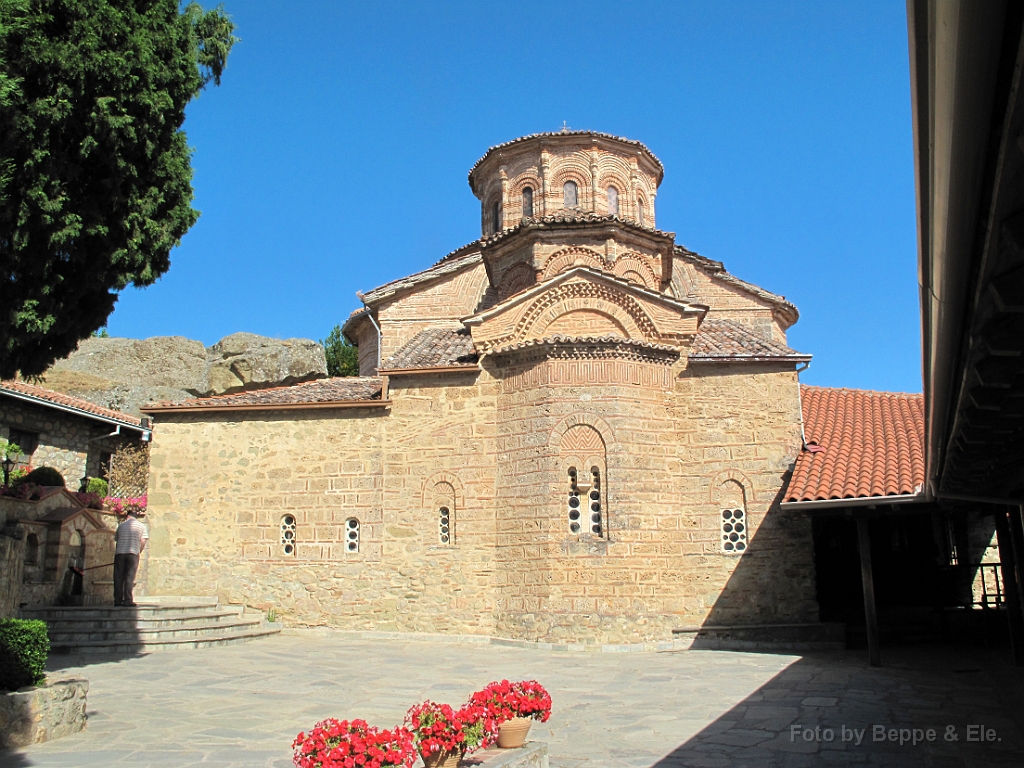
[496,716,532,748]
[420,747,464,768]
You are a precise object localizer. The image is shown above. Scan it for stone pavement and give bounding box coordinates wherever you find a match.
[4,633,1024,768]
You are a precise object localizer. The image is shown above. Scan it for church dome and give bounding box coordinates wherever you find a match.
[468,131,664,237]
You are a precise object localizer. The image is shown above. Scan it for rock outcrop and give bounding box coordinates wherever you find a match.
[41,333,328,416]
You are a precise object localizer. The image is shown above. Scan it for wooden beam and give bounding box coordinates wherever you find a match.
[856,515,881,667]
[994,509,1024,666]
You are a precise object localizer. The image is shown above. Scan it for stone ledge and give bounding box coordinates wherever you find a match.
[0,677,88,748]
[464,742,547,768]
[280,627,696,654]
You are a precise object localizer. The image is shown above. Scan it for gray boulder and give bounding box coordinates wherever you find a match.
[41,332,328,414]
[203,333,328,395]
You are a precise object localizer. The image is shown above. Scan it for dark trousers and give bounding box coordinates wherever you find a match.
[113,553,140,606]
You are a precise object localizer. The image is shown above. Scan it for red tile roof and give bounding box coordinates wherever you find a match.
[786,386,925,503]
[142,377,384,412]
[0,380,144,429]
[381,328,479,370]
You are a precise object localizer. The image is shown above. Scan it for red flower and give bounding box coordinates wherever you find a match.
[468,680,553,727]
[292,719,414,768]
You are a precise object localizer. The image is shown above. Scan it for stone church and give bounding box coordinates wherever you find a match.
[141,131,836,645]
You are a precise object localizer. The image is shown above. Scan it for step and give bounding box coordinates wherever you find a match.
[137,595,220,606]
[20,604,243,621]
[46,617,268,644]
[32,609,250,631]
[49,625,282,654]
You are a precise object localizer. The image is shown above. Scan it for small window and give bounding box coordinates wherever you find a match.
[25,533,38,565]
[280,515,296,556]
[636,198,645,225]
[345,518,360,553]
[439,506,453,545]
[6,429,38,462]
[721,508,747,553]
[567,467,581,533]
[563,180,578,208]
[589,467,602,536]
[607,186,618,216]
[522,187,534,218]
[491,201,501,233]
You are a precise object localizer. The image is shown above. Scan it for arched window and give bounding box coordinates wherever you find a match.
[280,515,296,556]
[345,518,360,553]
[522,187,533,218]
[606,186,619,216]
[719,479,748,554]
[491,201,501,234]
[560,424,607,539]
[563,180,578,208]
[25,533,38,565]
[636,198,645,225]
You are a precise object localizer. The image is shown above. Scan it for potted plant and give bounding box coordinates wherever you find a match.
[469,680,552,749]
[292,718,415,768]
[404,700,494,768]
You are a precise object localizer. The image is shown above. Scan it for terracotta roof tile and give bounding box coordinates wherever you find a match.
[142,377,383,411]
[481,213,675,248]
[360,252,482,305]
[690,318,810,362]
[0,380,144,428]
[382,328,479,370]
[786,386,925,503]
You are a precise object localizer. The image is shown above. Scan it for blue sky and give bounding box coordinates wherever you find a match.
[107,1,919,393]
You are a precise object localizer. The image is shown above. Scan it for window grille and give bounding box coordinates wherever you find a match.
[721,509,747,553]
[439,506,452,545]
[491,201,501,233]
[636,198,645,225]
[345,518,360,553]
[563,180,578,208]
[281,515,296,556]
[607,186,618,216]
[589,467,602,536]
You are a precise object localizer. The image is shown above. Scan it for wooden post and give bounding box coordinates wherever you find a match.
[994,509,1024,666]
[856,515,881,667]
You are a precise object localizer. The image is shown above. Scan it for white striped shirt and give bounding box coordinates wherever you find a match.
[115,517,149,555]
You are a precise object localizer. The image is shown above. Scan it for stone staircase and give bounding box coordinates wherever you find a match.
[20,596,281,654]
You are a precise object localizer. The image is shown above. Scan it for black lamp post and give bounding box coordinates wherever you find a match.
[2,454,15,486]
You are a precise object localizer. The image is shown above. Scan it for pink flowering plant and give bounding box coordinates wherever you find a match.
[404,700,495,758]
[468,680,552,725]
[104,495,147,516]
[292,718,415,768]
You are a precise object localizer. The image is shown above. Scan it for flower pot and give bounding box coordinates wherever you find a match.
[496,716,532,748]
[420,748,464,768]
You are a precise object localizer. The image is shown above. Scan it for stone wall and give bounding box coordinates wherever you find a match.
[0,678,88,748]
[143,357,817,644]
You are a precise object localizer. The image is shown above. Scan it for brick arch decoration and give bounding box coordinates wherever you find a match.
[540,246,606,280]
[596,171,630,214]
[550,412,617,450]
[634,189,651,226]
[515,281,659,342]
[509,173,541,201]
[421,471,466,512]
[611,254,658,289]
[709,470,755,505]
[549,164,592,208]
[497,262,538,301]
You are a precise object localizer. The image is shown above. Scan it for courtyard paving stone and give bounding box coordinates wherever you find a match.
[2,634,1023,767]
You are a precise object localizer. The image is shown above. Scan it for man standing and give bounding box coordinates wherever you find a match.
[113,509,148,607]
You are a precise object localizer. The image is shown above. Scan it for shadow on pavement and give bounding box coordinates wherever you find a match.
[651,647,1024,767]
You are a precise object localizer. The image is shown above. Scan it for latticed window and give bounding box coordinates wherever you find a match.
[491,201,501,233]
[280,515,296,556]
[636,198,645,225]
[345,518,360,553]
[561,424,607,539]
[568,466,604,537]
[607,186,618,216]
[439,506,453,545]
[721,508,747,553]
[522,187,533,218]
[563,180,578,208]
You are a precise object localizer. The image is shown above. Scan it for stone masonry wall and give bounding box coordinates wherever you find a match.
[144,358,816,644]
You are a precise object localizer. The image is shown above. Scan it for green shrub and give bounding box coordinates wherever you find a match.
[0,619,49,691]
[14,466,65,488]
[86,477,108,496]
